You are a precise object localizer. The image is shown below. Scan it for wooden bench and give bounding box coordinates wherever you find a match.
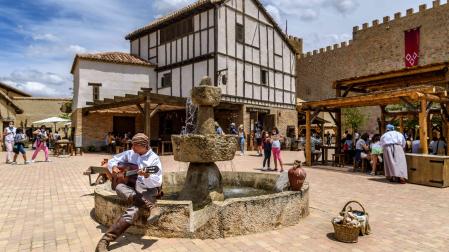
[84,166,109,186]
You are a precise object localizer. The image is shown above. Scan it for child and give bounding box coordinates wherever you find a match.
[11,128,30,165]
[262,132,272,171]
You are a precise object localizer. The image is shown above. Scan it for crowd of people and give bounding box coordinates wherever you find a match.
[105,132,133,154]
[3,122,65,164]
[214,122,285,172]
[339,124,434,184]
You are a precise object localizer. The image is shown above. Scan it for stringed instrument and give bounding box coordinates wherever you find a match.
[111,162,160,190]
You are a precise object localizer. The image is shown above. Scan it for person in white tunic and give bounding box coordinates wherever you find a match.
[380,124,407,183]
[96,133,163,252]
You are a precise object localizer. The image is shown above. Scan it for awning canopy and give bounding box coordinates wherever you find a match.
[33,117,70,124]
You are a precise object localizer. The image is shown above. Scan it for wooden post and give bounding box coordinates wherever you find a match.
[305,110,312,166]
[144,95,151,137]
[399,116,404,134]
[380,106,386,135]
[419,99,428,154]
[336,87,342,154]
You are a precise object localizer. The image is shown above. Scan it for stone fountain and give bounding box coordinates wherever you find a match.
[171,77,238,209]
[93,76,309,239]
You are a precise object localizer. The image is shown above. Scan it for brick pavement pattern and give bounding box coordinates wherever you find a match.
[0,150,448,251]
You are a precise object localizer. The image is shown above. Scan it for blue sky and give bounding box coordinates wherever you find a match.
[0,0,435,97]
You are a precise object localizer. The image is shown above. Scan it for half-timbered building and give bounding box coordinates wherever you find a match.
[71,0,301,150]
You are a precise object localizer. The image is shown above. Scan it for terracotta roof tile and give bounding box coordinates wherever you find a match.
[71,52,155,73]
[125,0,297,53]
[126,0,225,40]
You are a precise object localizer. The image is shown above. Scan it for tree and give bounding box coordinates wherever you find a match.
[342,108,367,133]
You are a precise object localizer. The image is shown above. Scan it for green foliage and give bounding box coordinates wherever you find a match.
[59,113,71,120]
[342,108,367,132]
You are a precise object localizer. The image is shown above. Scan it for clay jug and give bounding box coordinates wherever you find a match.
[288,163,307,191]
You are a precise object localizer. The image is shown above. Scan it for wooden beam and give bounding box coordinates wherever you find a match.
[150,105,160,118]
[305,110,312,167]
[136,104,144,114]
[419,99,429,154]
[333,63,448,89]
[144,95,151,137]
[303,86,439,109]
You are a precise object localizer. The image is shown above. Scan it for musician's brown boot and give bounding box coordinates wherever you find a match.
[95,217,131,252]
[147,207,165,224]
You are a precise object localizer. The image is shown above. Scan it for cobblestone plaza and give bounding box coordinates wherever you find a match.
[0,151,447,251]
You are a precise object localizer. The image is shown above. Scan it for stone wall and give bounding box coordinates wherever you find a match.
[242,105,297,136]
[14,98,71,128]
[298,1,449,102]
[297,1,449,131]
[74,110,148,149]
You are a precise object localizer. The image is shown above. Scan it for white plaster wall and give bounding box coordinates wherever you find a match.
[74,60,155,109]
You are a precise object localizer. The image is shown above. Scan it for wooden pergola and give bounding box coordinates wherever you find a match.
[298,62,449,166]
[83,89,186,137]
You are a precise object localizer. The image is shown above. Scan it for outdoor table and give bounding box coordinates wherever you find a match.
[321,145,337,165]
[54,140,73,157]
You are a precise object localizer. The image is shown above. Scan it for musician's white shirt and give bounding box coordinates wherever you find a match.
[108,149,163,189]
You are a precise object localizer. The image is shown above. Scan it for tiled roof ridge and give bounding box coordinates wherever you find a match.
[126,0,224,40]
[71,52,155,73]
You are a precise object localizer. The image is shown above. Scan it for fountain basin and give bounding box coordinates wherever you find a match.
[94,171,309,239]
[172,134,238,163]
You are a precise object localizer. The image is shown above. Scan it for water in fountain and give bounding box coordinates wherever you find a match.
[183,97,198,134]
[274,172,289,192]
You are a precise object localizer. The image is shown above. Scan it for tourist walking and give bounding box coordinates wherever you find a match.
[238,125,246,156]
[229,123,238,135]
[95,133,163,252]
[380,124,407,183]
[215,122,224,135]
[262,132,272,170]
[432,136,447,155]
[271,127,284,172]
[3,121,16,163]
[31,125,50,162]
[11,128,30,165]
[255,124,262,156]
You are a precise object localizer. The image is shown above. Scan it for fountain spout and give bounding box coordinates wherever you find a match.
[171,76,238,209]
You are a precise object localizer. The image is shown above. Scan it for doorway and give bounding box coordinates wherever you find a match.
[113,116,135,137]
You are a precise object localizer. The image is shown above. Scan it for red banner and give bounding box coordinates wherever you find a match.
[405,28,420,67]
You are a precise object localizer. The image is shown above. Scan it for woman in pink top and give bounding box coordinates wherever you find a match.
[31,125,50,162]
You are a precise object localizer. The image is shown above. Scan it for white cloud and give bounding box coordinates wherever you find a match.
[152,0,196,15]
[302,32,352,51]
[265,5,281,23]
[32,33,59,42]
[264,0,359,21]
[0,69,71,97]
[330,0,359,14]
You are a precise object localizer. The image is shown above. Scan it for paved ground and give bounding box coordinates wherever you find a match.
[0,150,448,251]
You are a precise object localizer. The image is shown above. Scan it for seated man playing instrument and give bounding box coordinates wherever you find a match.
[96,133,163,252]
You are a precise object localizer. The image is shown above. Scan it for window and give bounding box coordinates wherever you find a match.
[236,23,244,43]
[261,70,268,85]
[88,83,101,101]
[161,73,172,88]
[160,17,193,44]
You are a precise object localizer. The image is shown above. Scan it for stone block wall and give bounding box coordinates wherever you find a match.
[73,110,150,149]
[298,1,449,101]
[297,1,449,131]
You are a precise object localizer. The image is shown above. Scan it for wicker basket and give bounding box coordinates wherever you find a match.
[332,200,367,243]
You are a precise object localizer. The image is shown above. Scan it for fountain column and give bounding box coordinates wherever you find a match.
[172,77,238,209]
